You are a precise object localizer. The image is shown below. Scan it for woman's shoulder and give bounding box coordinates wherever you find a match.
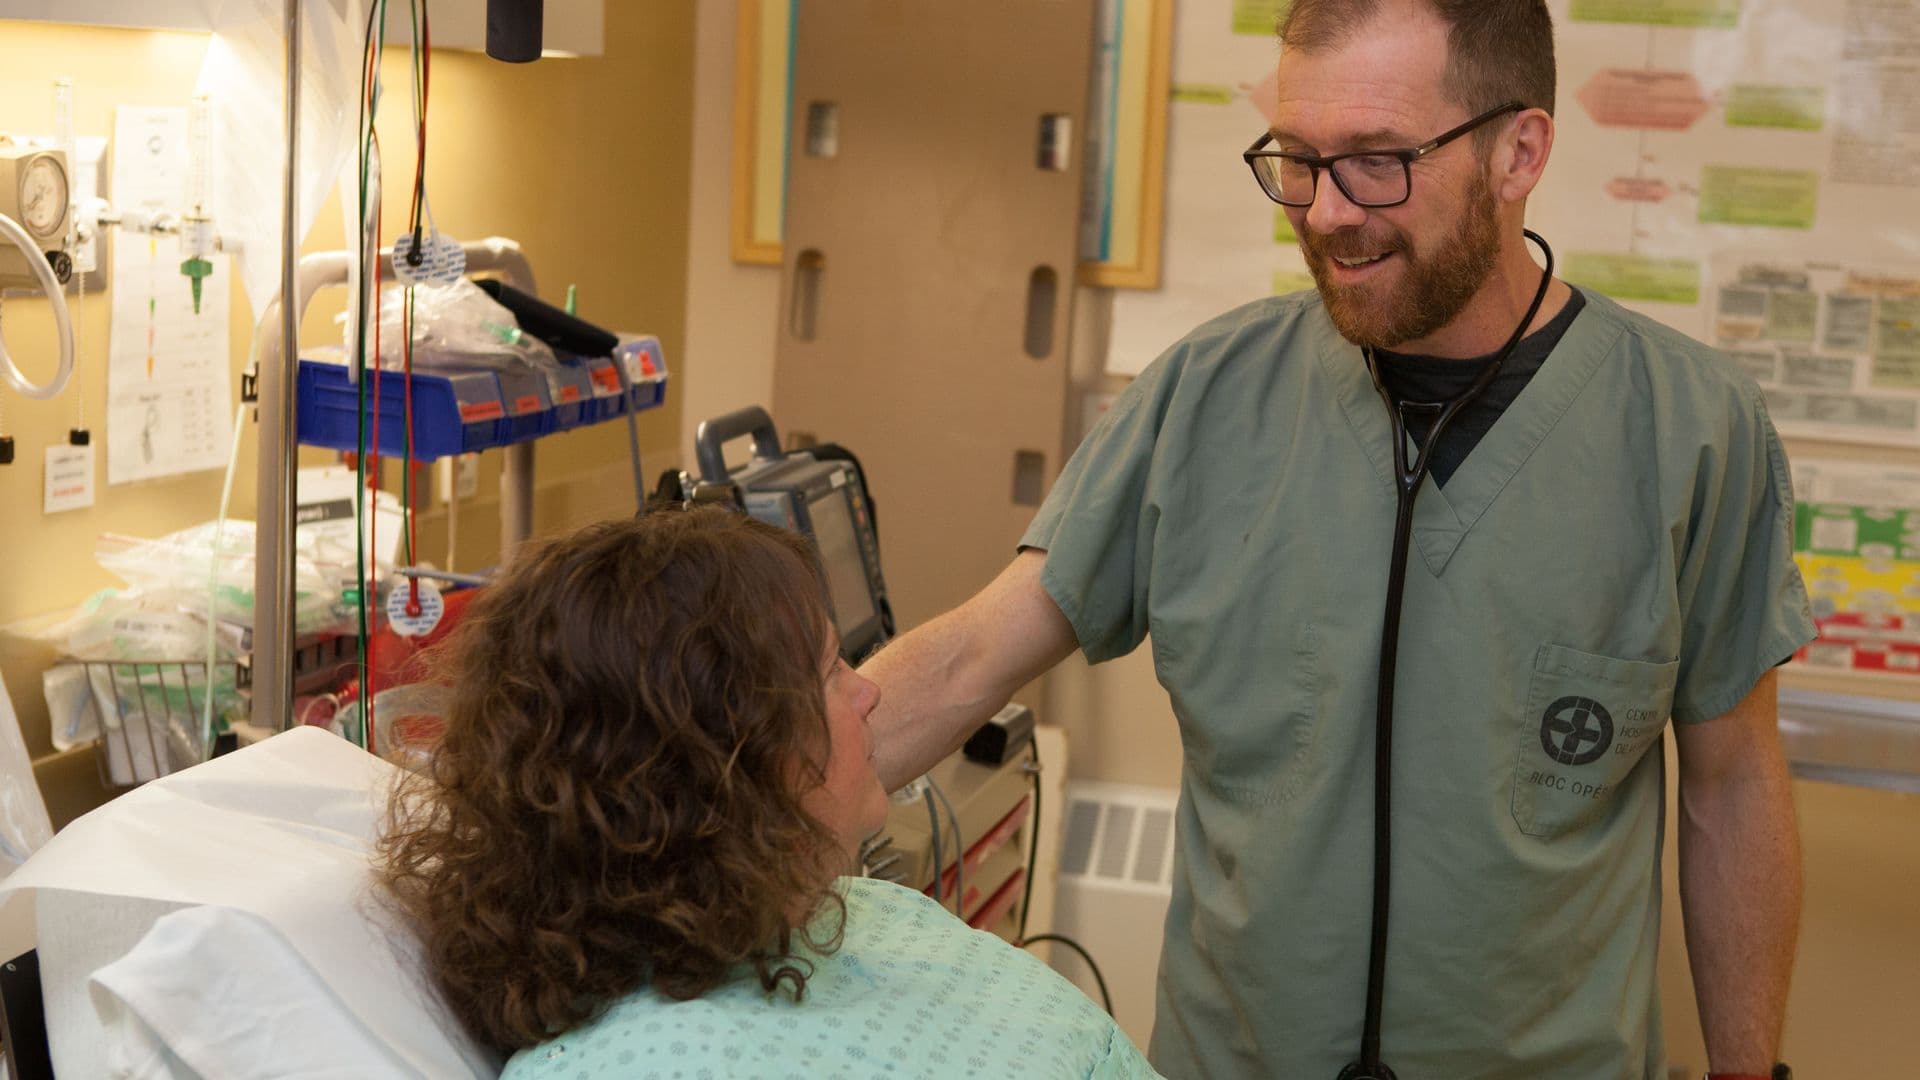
[504,878,1159,1079]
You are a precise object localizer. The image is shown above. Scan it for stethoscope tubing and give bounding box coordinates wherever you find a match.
[1340,230,1556,1080]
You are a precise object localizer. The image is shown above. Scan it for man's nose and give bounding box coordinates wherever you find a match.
[1304,169,1368,234]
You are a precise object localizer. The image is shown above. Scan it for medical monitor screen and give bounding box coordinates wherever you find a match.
[809,489,878,642]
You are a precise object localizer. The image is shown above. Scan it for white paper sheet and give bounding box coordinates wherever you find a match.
[106,106,233,485]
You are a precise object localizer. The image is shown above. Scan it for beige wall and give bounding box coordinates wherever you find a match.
[676,0,1185,788]
[677,0,778,472]
[0,7,693,822]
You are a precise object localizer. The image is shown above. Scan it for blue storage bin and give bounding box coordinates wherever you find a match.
[547,362,595,432]
[495,367,555,444]
[295,343,669,458]
[297,359,507,460]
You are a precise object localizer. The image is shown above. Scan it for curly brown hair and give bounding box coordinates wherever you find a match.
[376,508,850,1052]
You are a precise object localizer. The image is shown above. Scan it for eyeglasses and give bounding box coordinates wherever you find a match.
[1243,101,1525,209]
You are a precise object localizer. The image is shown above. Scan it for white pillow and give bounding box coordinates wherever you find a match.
[0,727,500,1078]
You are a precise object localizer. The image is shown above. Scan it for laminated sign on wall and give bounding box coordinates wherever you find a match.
[1792,458,1920,676]
[1110,0,1920,405]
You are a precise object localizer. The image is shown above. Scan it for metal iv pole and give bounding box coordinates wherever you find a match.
[251,0,302,730]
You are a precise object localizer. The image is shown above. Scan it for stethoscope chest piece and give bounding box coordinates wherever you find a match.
[1338,1061,1398,1080]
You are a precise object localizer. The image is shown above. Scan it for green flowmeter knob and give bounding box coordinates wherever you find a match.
[181,257,214,314]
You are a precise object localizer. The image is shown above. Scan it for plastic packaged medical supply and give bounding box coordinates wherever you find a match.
[0,678,55,873]
[36,519,360,783]
[372,277,562,375]
[94,521,354,637]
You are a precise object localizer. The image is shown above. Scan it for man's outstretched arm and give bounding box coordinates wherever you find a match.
[861,548,1079,791]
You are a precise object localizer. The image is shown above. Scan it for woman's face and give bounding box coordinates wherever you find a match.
[801,632,890,864]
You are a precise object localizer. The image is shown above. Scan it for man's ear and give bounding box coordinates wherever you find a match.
[1493,108,1554,204]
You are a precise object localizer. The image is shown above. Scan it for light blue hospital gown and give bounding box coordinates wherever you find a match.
[502,877,1159,1080]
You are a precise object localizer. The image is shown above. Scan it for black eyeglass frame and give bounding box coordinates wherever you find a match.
[1243,100,1527,209]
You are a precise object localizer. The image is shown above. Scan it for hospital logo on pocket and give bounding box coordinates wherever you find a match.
[1539,696,1614,766]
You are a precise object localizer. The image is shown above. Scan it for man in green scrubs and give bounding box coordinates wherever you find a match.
[864,2,1812,1077]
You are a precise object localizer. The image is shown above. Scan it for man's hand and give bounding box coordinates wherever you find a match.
[859,549,1079,791]
[1674,668,1801,1075]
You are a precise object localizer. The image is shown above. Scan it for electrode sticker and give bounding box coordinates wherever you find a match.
[385,577,445,637]
[390,231,467,286]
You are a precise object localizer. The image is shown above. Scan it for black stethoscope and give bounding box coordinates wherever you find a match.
[1337,229,1555,1080]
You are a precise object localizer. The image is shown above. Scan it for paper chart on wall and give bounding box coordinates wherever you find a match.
[1105,2,1291,377]
[106,106,234,486]
[1105,0,1920,396]
[1711,258,1920,444]
[1791,458,1920,677]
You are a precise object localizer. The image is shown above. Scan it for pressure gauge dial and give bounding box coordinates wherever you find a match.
[19,154,69,240]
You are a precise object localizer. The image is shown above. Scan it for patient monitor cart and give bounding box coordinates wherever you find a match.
[691,408,1039,942]
[880,713,1039,941]
[693,407,892,663]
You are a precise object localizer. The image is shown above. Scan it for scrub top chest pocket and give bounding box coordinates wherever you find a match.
[1511,644,1678,838]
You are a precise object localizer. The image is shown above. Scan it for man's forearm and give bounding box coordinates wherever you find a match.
[1678,751,1801,1074]
[860,550,1080,792]
[861,611,1016,791]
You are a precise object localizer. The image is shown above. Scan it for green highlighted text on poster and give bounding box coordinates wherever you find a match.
[1725,85,1825,130]
[1873,299,1920,389]
[1795,503,1920,559]
[1274,209,1297,244]
[1698,166,1818,229]
[1172,84,1236,106]
[1766,290,1818,342]
[1233,0,1290,36]
[1564,252,1701,305]
[1569,0,1740,28]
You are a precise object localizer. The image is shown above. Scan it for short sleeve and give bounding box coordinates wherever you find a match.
[1019,353,1182,665]
[1671,389,1817,724]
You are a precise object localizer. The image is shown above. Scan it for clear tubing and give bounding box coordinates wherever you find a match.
[0,211,76,399]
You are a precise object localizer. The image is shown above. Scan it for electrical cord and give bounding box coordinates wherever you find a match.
[1021,934,1113,1017]
[923,786,943,906]
[1010,734,1116,1018]
[930,776,964,920]
[1018,739,1041,943]
[351,0,389,753]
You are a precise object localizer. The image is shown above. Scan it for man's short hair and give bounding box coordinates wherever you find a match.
[1279,0,1556,144]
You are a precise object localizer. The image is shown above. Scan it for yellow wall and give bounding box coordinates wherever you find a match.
[0,8,693,823]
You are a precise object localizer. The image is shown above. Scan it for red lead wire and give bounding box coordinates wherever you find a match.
[404,286,421,617]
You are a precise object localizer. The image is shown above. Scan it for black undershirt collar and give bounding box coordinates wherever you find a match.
[1371,286,1587,487]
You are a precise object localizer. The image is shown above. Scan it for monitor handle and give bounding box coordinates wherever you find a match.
[694,405,786,483]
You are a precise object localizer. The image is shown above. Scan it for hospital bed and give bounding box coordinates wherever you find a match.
[0,727,500,1078]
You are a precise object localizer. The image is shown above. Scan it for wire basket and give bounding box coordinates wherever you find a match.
[56,659,241,789]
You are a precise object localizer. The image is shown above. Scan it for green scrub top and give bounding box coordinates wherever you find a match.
[1021,287,1815,1080]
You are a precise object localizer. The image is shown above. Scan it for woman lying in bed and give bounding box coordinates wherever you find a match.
[377,508,1156,1079]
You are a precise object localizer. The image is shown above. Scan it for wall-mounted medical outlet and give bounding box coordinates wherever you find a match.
[0,132,109,294]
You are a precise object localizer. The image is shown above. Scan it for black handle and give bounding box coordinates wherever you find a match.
[693,406,784,483]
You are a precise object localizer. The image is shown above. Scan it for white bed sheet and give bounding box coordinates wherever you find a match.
[0,727,500,1078]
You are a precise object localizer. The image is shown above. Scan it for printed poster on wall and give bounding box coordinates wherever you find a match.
[1107,0,1920,425]
[1792,458,1920,677]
